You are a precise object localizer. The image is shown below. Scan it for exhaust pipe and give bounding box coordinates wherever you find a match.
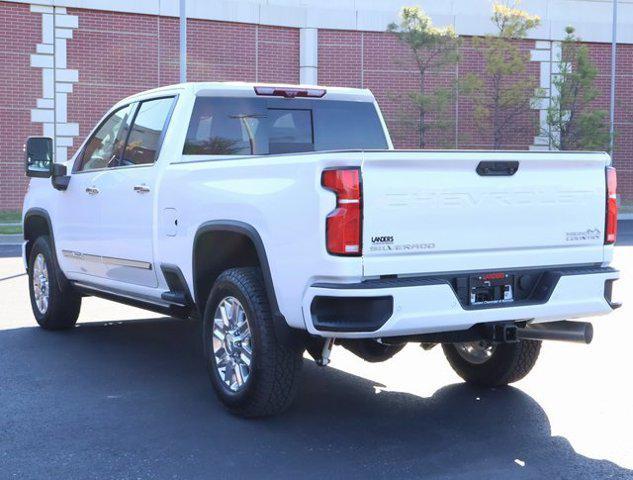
[517,321,593,344]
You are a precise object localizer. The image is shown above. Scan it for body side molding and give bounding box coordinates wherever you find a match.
[62,250,153,270]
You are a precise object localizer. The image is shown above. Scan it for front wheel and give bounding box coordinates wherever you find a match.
[203,267,303,417]
[442,339,541,387]
[28,236,81,330]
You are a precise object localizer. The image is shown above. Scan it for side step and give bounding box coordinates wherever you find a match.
[160,291,188,306]
[160,264,194,309]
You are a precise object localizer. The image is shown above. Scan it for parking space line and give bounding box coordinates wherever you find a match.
[0,273,26,282]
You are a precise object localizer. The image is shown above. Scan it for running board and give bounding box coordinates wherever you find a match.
[71,281,191,319]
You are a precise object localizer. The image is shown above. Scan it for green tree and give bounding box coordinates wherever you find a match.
[388,7,459,148]
[545,26,610,151]
[462,2,541,149]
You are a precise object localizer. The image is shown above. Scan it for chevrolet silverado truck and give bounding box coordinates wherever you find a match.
[22,82,620,417]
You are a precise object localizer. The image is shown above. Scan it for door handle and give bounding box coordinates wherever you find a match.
[133,184,151,194]
[85,186,100,196]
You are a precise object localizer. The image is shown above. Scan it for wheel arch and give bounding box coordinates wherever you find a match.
[23,208,54,271]
[23,207,68,290]
[192,220,280,315]
[192,220,304,349]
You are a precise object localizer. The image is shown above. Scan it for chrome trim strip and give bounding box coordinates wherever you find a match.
[83,254,102,263]
[102,255,152,269]
[62,250,152,270]
[72,163,153,175]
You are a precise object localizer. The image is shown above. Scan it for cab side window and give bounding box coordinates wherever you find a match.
[121,97,174,166]
[77,104,135,172]
[183,98,267,155]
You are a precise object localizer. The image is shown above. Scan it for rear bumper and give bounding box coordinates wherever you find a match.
[303,266,619,338]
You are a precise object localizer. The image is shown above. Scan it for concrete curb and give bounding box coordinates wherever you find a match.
[0,234,24,245]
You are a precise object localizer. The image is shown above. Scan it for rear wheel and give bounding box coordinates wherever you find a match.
[28,236,81,330]
[442,339,541,387]
[203,267,303,417]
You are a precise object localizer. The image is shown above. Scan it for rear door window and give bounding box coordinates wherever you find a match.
[183,98,266,155]
[183,97,387,156]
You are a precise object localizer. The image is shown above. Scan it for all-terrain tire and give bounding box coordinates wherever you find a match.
[28,236,81,330]
[203,267,303,417]
[442,340,541,387]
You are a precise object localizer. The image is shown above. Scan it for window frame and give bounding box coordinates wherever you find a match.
[72,94,178,175]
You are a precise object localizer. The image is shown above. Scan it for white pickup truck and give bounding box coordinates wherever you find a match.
[23,82,620,417]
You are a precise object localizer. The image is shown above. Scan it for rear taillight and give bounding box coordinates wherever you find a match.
[322,168,362,256]
[605,166,618,244]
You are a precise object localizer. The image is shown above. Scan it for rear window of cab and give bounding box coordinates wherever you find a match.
[183,97,388,155]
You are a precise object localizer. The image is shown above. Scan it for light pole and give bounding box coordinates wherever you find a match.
[180,0,187,83]
[609,0,617,155]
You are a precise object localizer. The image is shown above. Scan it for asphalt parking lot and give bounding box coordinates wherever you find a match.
[1,226,632,479]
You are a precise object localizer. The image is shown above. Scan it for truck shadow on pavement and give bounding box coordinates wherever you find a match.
[1,318,631,480]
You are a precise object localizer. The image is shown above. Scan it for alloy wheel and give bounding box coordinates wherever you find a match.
[32,253,50,314]
[212,296,253,392]
[454,340,496,365]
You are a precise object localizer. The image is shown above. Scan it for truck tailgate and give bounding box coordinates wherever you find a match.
[361,151,609,277]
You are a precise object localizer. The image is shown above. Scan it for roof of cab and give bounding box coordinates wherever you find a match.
[117,81,376,106]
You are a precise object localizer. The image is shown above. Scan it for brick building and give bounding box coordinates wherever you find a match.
[1,0,632,210]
